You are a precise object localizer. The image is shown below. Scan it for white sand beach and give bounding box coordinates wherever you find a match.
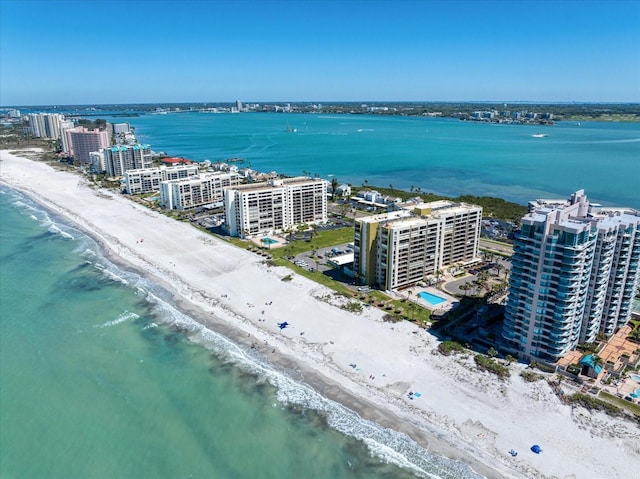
[2,149,639,479]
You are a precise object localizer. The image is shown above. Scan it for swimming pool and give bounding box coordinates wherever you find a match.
[418,291,447,306]
[261,237,278,245]
[631,374,640,383]
[630,388,640,399]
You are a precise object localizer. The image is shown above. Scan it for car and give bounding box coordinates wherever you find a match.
[317,254,323,259]
[357,286,370,292]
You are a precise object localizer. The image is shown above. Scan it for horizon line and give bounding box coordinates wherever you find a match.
[3,100,640,109]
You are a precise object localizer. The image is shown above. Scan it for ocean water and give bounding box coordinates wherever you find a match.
[0,187,481,478]
[123,112,640,209]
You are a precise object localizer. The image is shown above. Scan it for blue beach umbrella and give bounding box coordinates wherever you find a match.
[530,444,541,454]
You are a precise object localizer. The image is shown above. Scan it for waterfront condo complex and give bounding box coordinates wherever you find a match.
[353,200,482,290]
[124,164,200,195]
[89,144,153,176]
[502,190,640,363]
[223,177,328,237]
[160,171,241,210]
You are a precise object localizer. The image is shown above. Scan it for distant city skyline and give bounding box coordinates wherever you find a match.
[1,0,639,106]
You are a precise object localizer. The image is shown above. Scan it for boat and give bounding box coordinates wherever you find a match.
[531,133,548,138]
[286,122,297,133]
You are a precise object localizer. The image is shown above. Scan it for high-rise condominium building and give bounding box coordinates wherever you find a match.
[28,113,64,139]
[92,144,153,176]
[66,127,110,164]
[502,190,640,363]
[354,200,482,290]
[160,171,241,210]
[224,177,328,237]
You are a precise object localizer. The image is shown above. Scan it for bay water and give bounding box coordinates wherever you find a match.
[125,112,640,209]
[0,188,479,478]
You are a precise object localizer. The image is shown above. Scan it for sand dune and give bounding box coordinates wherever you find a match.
[2,149,638,479]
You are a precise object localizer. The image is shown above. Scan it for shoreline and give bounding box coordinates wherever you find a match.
[2,149,638,479]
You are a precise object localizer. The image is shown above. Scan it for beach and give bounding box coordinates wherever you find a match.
[1,149,638,479]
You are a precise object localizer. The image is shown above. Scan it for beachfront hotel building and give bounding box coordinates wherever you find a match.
[354,200,482,290]
[124,164,200,195]
[160,171,241,210]
[224,177,328,237]
[502,190,640,363]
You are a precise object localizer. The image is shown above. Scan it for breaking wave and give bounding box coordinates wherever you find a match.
[2,185,482,479]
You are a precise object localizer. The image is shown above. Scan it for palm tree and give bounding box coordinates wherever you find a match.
[331,177,339,199]
[591,355,604,373]
[494,262,503,278]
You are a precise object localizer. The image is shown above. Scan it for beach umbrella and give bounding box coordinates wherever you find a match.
[530,444,541,454]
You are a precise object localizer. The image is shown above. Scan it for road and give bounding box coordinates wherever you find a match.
[479,239,513,256]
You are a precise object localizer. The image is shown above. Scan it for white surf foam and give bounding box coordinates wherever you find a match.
[98,310,139,328]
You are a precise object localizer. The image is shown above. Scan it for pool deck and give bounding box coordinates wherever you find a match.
[404,286,459,313]
[250,235,287,248]
[556,325,640,404]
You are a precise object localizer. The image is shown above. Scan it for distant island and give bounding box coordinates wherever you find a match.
[2,101,639,122]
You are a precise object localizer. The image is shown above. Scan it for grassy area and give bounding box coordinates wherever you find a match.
[268,257,354,294]
[220,227,355,258]
[270,227,355,259]
[598,391,640,417]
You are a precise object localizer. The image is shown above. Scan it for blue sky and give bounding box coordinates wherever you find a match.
[1,0,639,105]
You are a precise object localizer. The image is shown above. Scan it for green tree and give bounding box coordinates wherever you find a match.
[591,355,604,371]
[331,177,339,199]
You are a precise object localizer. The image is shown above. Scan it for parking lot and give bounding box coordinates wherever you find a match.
[291,242,355,277]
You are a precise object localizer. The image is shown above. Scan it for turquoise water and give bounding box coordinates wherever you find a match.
[418,291,447,305]
[119,112,640,209]
[0,187,480,478]
[262,237,278,244]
